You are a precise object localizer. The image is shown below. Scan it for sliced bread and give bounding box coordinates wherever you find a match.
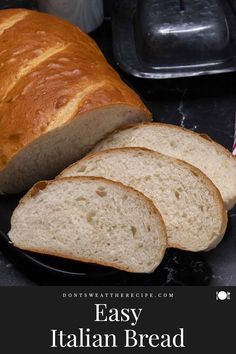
[8,176,167,273]
[92,123,236,210]
[59,148,227,252]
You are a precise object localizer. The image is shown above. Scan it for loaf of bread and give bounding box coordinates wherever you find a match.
[92,123,236,209]
[0,9,151,194]
[9,176,167,273]
[59,147,227,252]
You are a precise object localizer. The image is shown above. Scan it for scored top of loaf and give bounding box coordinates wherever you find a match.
[0,9,151,171]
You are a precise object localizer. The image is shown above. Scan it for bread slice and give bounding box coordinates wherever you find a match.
[59,148,227,252]
[8,176,167,273]
[92,123,236,210]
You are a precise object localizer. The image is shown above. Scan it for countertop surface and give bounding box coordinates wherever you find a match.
[0,12,236,286]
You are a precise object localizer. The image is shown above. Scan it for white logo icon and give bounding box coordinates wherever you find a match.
[216,291,231,300]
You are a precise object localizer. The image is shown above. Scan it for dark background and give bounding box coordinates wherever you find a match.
[0,286,235,353]
[0,3,235,353]
[0,0,236,286]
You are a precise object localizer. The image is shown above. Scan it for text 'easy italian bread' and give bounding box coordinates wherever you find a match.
[0,9,151,194]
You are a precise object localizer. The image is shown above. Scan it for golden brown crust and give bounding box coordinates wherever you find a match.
[27,180,48,197]
[199,133,213,142]
[60,146,228,251]
[0,9,151,171]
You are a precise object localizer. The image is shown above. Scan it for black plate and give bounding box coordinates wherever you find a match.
[112,0,236,78]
